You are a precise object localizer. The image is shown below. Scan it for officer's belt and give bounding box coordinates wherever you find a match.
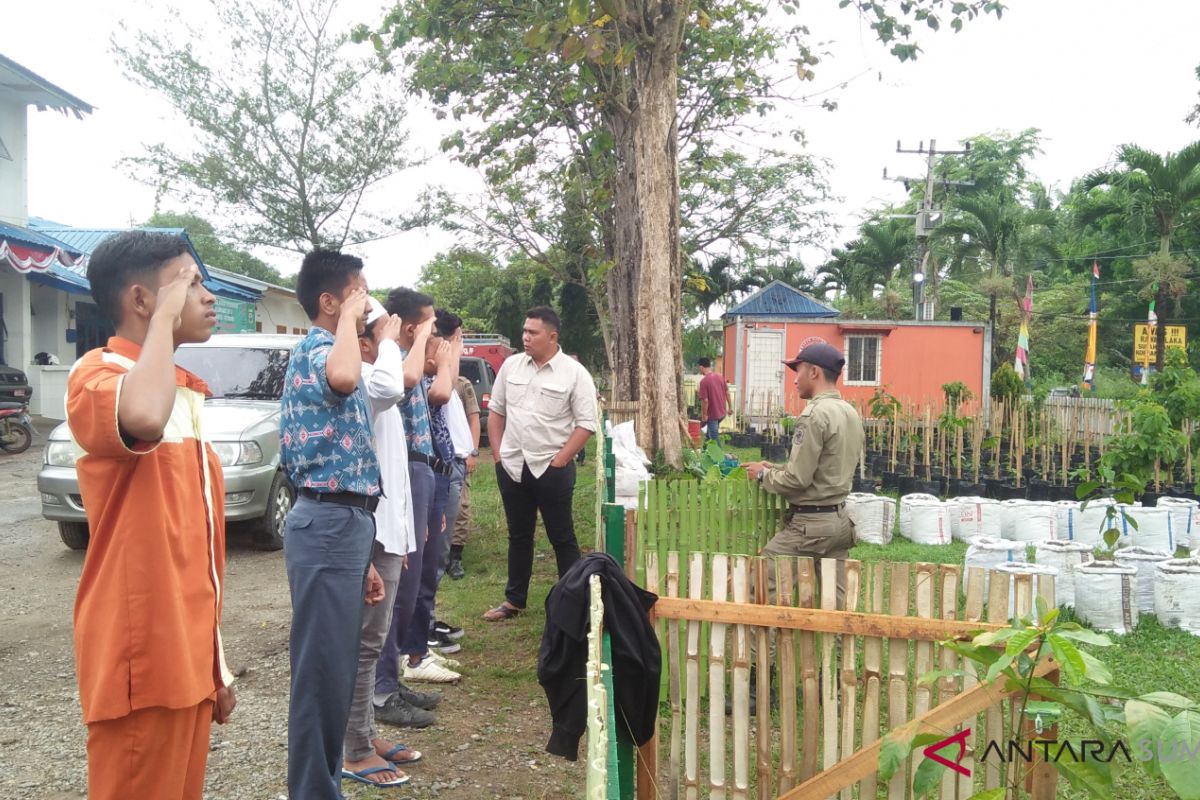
[788,503,844,514]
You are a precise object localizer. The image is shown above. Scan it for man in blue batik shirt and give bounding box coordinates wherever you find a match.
[279,249,385,800]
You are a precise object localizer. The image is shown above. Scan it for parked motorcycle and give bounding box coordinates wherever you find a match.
[0,402,33,455]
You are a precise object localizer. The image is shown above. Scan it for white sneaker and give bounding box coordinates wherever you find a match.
[404,656,461,683]
[427,650,462,670]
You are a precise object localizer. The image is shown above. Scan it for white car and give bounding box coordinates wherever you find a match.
[38,334,300,550]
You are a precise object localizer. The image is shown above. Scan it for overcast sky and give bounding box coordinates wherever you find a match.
[7,0,1200,289]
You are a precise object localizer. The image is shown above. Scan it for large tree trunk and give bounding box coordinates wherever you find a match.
[606,13,688,467]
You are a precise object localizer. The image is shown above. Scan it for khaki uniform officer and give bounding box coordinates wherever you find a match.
[745,343,864,607]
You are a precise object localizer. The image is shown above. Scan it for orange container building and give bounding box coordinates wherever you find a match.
[721,282,992,423]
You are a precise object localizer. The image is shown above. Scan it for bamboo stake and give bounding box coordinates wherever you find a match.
[984,570,1010,790]
[887,562,911,800]
[754,560,772,800]
[858,564,884,800]
[936,566,961,800]
[961,567,986,798]
[797,558,820,784]
[838,561,862,800]
[707,555,728,800]
[731,557,750,800]
[911,564,936,789]
[641,554,661,800]
[668,553,683,800]
[777,558,799,793]
[820,559,839,777]
[684,553,703,800]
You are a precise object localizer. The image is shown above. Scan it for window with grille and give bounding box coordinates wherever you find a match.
[845,335,882,385]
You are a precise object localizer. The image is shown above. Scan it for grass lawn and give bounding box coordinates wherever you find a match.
[353,438,1200,799]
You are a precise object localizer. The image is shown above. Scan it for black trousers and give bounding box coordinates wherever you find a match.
[497,461,581,608]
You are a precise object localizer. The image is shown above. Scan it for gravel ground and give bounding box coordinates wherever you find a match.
[0,421,584,799]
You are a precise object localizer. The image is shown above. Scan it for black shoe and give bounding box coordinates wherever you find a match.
[434,620,465,640]
[375,693,436,728]
[427,630,462,655]
[396,682,441,710]
[447,557,466,580]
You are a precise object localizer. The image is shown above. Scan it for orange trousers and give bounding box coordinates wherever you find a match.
[86,699,214,800]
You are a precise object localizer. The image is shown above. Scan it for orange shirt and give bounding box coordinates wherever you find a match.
[67,337,233,724]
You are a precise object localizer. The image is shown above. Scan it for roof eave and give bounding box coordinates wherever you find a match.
[0,54,94,118]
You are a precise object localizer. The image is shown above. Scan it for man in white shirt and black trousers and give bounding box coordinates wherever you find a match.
[483,306,597,622]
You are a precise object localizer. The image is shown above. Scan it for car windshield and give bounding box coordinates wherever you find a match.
[176,347,290,400]
[459,359,496,390]
[459,359,482,385]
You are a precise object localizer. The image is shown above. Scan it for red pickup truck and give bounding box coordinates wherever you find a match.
[462,333,514,375]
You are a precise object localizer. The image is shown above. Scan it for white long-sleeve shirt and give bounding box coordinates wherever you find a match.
[363,339,416,556]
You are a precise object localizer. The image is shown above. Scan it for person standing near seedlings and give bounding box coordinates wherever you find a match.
[68,231,235,800]
[483,306,597,622]
[744,343,863,606]
[697,357,730,442]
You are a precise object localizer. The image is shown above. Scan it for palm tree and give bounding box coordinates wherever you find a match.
[817,246,872,305]
[682,254,758,322]
[935,191,1058,349]
[744,257,820,297]
[1078,142,1200,367]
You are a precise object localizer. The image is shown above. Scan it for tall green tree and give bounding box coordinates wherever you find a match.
[115,0,415,252]
[145,212,292,287]
[1079,141,1200,367]
[366,0,1003,464]
[934,190,1058,364]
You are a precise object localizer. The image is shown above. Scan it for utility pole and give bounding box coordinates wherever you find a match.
[884,139,973,320]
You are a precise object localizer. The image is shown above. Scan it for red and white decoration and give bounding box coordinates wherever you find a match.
[0,239,83,273]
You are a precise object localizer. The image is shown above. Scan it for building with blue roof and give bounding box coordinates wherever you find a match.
[1,55,306,418]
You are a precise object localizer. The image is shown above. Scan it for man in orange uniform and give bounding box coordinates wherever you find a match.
[67,231,237,800]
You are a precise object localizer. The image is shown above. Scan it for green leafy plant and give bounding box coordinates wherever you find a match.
[1074,464,1144,560]
[779,413,797,437]
[682,439,744,481]
[942,380,975,415]
[991,363,1025,404]
[870,387,901,420]
[1102,399,1185,489]
[880,597,1200,799]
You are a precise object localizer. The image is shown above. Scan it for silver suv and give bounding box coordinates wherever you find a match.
[38,334,300,551]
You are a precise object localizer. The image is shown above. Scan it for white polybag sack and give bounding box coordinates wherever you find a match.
[963,536,1026,597]
[1154,558,1200,634]
[846,493,896,545]
[1075,562,1138,634]
[1157,497,1200,552]
[1114,547,1173,615]
[1034,540,1094,608]
[950,496,1003,541]
[1116,506,1176,553]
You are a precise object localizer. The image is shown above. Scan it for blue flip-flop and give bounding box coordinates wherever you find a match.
[341,765,410,787]
[382,743,423,764]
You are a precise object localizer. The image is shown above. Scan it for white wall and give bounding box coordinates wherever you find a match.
[0,98,27,226]
[256,289,310,335]
[0,268,32,370]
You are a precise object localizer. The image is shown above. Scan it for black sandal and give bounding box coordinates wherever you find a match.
[483,602,523,621]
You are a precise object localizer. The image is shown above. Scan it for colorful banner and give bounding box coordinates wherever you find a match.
[1014,274,1033,379]
[1083,262,1098,391]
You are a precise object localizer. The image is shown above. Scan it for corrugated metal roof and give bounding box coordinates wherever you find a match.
[0,221,85,257]
[725,281,838,318]
[26,222,262,303]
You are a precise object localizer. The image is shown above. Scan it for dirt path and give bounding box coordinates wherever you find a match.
[0,423,584,799]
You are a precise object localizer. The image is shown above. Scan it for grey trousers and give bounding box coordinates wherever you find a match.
[761,507,855,609]
[344,541,406,761]
[284,497,376,800]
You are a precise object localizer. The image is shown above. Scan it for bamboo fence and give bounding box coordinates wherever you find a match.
[634,552,1057,800]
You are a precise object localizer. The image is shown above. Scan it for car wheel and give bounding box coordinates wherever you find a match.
[253,471,293,550]
[59,521,90,550]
